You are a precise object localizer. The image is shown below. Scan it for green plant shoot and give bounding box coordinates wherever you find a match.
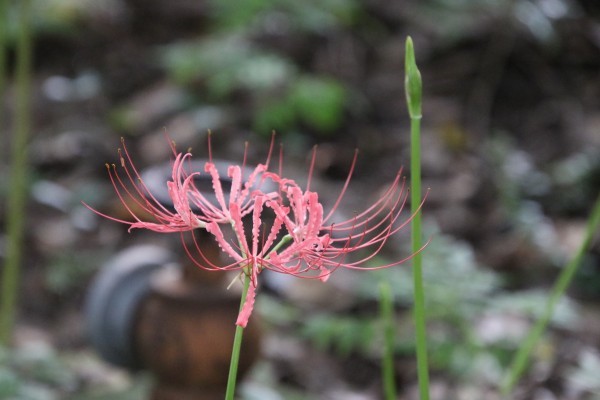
[380,281,397,400]
[405,36,430,400]
[502,194,600,395]
[1,0,32,345]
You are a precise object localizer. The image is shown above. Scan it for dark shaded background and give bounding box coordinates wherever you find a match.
[1,0,599,399]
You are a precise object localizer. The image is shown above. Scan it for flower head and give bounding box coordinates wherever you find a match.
[89,135,423,327]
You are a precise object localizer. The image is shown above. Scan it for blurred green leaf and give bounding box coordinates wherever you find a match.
[290,77,345,133]
[0,344,151,400]
[159,35,251,93]
[160,35,295,100]
[254,97,296,134]
[0,369,20,398]
[239,55,295,91]
[45,251,103,294]
[359,233,500,318]
[208,0,359,33]
[491,290,579,329]
[300,314,375,356]
[256,295,302,326]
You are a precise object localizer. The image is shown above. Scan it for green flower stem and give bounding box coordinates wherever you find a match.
[405,36,430,400]
[379,281,397,400]
[0,0,32,345]
[0,0,6,344]
[501,193,600,396]
[0,0,6,134]
[225,272,251,400]
[269,234,292,255]
[225,229,294,398]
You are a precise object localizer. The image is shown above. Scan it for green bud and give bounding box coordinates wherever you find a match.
[405,37,422,119]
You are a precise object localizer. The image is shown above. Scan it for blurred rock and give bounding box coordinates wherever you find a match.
[42,72,101,102]
[34,217,78,252]
[30,130,113,172]
[474,312,530,344]
[31,180,72,213]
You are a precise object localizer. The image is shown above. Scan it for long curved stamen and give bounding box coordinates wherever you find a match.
[323,149,359,223]
[306,145,318,192]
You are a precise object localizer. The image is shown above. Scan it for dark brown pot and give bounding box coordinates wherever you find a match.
[135,267,261,399]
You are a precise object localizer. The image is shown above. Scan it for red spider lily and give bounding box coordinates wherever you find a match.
[89,136,424,328]
[187,148,424,327]
[84,136,275,233]
[260,148,421,282]
[83,140,204,233]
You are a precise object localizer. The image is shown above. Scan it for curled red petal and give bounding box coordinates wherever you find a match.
[235,281,257,328]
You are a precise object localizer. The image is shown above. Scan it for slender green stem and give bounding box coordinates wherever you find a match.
[268,234,292,255]
[225,272,251,400]
[501,194,600,396]
[225,227,292,400]
[0,0,32,345]
[224,232,294,399]
[224,219,294,398]
[405,36,430,400]
[380,282,397,400]
[0,0,7,140]
[0,0,6,345]
[410,115,429,400]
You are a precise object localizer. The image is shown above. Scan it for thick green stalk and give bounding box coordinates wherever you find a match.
[0,0,32,345]
[379,281,397,400]
[405,36,430,400]
[225,272,250,400]
[501,194,600,395]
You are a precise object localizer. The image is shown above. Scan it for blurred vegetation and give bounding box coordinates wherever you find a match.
[44,251,103,295]
[159,35,347,135]
[207,0,360,33]
[258,230,580,386]
[0,344,151,400]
